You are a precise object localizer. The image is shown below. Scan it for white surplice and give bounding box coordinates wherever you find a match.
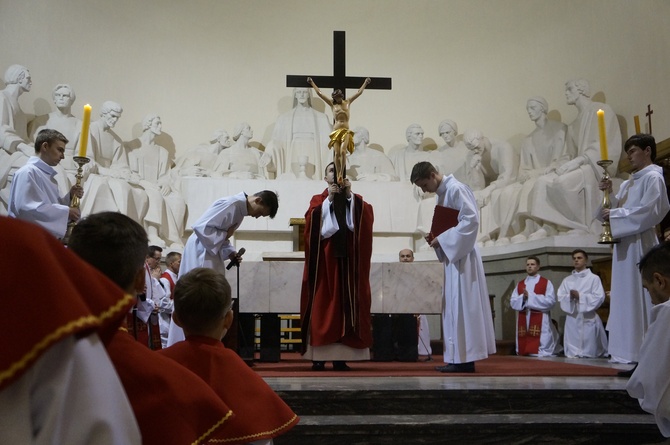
[510,274,562,356]
[432,175,496,364]
[603,164,670,363]
[558,268,608,358]
[627,299,670,437]
[8,157,70,238]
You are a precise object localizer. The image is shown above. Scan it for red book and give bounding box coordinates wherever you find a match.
[429,205,459,241]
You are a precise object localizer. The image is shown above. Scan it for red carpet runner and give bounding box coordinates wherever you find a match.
[252,353,620,377]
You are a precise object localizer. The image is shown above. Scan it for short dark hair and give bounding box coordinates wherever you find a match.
[69,212,148,291]
[148,245,163,258]
[165,251,181,266]
[253,190,279,218]
[410,162,438,184]
[526,256,540,266]
[639,242,670,282]
[572,249,588,259]
[625,133,656,161]
[35,129,68,153]
[173,268,232,333]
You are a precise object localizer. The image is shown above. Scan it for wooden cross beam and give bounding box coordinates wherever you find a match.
[286,31,392,98]
[646,104,654,134]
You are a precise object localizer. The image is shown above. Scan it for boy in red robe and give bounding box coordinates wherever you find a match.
[158,267,299,444]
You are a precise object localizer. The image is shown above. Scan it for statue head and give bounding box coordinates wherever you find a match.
[565,78,591,105]
[332,89,344,104]
[4,65,31,92]
[232,122,252,142]
[463,129,484,152]
[526,96,548,122]
[293,88,313,108]
[52,84,76,108]
[352,127,369,146]
[405,124,424,145]
[99,101,123,129]
[438,119,458,145]
[210,129,232,148]
[142,114,162,135]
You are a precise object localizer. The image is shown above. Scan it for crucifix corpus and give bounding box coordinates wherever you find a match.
[286,30,392,185]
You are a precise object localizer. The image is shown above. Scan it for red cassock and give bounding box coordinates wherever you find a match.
[107,331,235,445]
[158,336,299,444]
[0,216,134,392]
[300,190,374,352]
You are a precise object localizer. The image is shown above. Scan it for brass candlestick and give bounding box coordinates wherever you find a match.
[597,159,620,244]
[62,156,90,245]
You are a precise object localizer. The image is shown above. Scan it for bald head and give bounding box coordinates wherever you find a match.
[399,249,414,263]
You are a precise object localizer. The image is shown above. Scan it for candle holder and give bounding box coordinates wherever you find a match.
[597,159,620,245]
[62,156,90,245]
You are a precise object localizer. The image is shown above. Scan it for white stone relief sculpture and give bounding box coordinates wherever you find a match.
[28,84,83,192]
[128,114,186,248]
[390,124,432,182]
[347,127,398,181]
[213,122,266,179]
[0,65,33,214]
[173,129,232,177]
[261,87,332,180]
[430,119,468,181]
[523,79,622,239]
[482,97,568,245]
[80,101,149,225]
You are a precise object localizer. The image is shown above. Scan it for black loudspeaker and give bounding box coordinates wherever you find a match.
[394,314,418,362]
[372,314,394,361]
[259,314,281,362]
[237,312,256,362]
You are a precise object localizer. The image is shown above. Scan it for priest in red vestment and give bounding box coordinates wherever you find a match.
[159,267,299,444]
[300,162,374,371]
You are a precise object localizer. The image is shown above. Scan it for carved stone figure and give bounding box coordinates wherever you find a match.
[390,124,431,182]
[173,129,232,177]
[261,87,332,180]
[80,101,149,224]
[347,127,397,181]
[484,97,568,245]
[213,122,266,179]
[524,79,622,239]
[128,114,186,248]
[28,84,82,191]
[430,119,468,180]
[0,65,33,214]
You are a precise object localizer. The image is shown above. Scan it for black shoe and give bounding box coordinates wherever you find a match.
[312,361,326,371]
[420,356,434,362]
[436,362,475,373]
[617,364,637,378]
[332,361,351,371]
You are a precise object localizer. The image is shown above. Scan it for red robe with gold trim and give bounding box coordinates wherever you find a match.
[300,190,374,352]
[158,336,299,444]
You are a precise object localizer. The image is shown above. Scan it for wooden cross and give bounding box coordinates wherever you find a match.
[286,30,392,98]
[646,104,654,134]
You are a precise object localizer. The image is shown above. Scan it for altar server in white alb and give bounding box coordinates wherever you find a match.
[599,134,670,367]
[557,249,608,358]
[627,242,670,438]
[167,190,279,346]
[410,162,496,373]
[510,256,562,357]
[8,128,83,238]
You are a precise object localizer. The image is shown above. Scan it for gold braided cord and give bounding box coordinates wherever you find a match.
[207,414,299,443]
[193,410,235,445]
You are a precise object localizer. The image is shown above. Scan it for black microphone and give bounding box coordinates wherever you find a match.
[226,247,246,270]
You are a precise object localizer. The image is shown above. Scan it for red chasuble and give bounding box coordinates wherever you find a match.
[107,331,235,445]
[300,190,374,352]
[516,277,548,356]
[158,336,299,444]
[0,216,134,392]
